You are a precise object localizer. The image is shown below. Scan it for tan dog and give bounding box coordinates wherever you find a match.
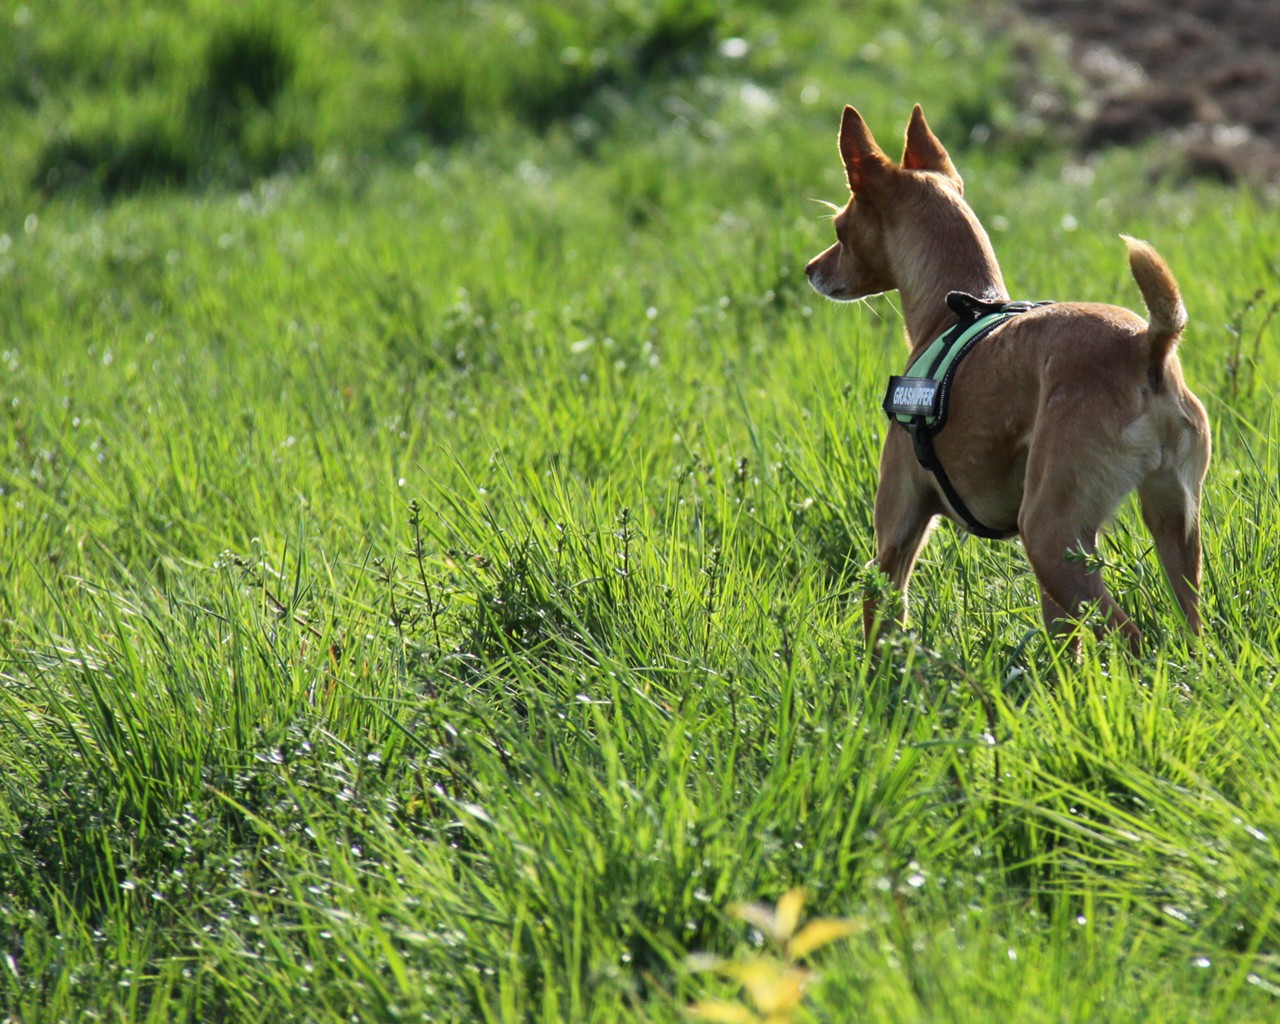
[805,104,1210,651]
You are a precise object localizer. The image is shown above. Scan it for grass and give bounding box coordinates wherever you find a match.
[2,0,1280,1020]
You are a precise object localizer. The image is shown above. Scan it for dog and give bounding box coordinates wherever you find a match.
[804,104,1210,652]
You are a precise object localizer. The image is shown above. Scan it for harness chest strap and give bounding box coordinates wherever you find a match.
[881,293,1053,539]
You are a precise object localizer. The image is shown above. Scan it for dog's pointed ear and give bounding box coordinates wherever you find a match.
[902,104,963,191]
[839,105,894,194]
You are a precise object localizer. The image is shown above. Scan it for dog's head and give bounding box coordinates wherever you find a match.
[804,104,964,302]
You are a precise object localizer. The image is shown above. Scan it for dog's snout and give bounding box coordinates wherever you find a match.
[804,251,830,281]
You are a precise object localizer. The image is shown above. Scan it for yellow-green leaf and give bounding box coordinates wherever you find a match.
[785,917,865,960]
[754,966,812,1015]
[724,959,811,1014]
[775,888,806,942]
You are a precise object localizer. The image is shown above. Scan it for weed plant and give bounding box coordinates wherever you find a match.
[1,1,1280,1021]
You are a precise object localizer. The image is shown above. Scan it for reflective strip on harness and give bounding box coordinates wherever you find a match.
[883,308,1024,427]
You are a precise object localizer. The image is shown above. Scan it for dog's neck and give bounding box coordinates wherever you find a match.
[894,197,1008,352]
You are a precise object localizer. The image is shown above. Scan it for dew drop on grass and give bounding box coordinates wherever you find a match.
[1244,821,1268,842]
[1248,973,1280,996]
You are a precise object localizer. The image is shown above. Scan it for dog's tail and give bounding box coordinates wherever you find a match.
[1122,234,1187,377]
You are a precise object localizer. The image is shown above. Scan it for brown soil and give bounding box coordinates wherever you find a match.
[1017,0,1280,186]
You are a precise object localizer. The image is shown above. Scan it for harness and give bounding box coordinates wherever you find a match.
[882,292,1053,539]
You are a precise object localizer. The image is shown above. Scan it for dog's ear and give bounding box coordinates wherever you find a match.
[839,105,894,194]
[901,104,963,192]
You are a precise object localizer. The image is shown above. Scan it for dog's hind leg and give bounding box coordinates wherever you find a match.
[1021,520,1142,652]
[1037,589,1081,654]
[1017,400,1161,651]
[1018,432,1147,651]
[1138,464,1206,635]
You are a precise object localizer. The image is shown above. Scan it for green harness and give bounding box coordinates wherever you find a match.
[882,292,1052,539]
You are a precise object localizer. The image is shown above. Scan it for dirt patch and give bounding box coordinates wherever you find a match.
[1017,0,1280,186]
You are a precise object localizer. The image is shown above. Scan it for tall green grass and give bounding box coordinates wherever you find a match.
[2,0,1279,1020]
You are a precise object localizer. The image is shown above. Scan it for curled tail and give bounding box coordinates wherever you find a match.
[1121,234,1187,380]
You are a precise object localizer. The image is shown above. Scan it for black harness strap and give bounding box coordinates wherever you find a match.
[883,292,1053,539]
[909,412,1013,539]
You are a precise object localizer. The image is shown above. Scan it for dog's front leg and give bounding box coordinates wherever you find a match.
[865,435,940,645]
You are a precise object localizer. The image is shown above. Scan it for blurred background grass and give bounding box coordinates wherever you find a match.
[1,0,1065,209]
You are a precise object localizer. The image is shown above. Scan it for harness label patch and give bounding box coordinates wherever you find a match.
[883,376,939,418]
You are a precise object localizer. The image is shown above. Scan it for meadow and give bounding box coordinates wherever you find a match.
[2,0,1280,1020]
